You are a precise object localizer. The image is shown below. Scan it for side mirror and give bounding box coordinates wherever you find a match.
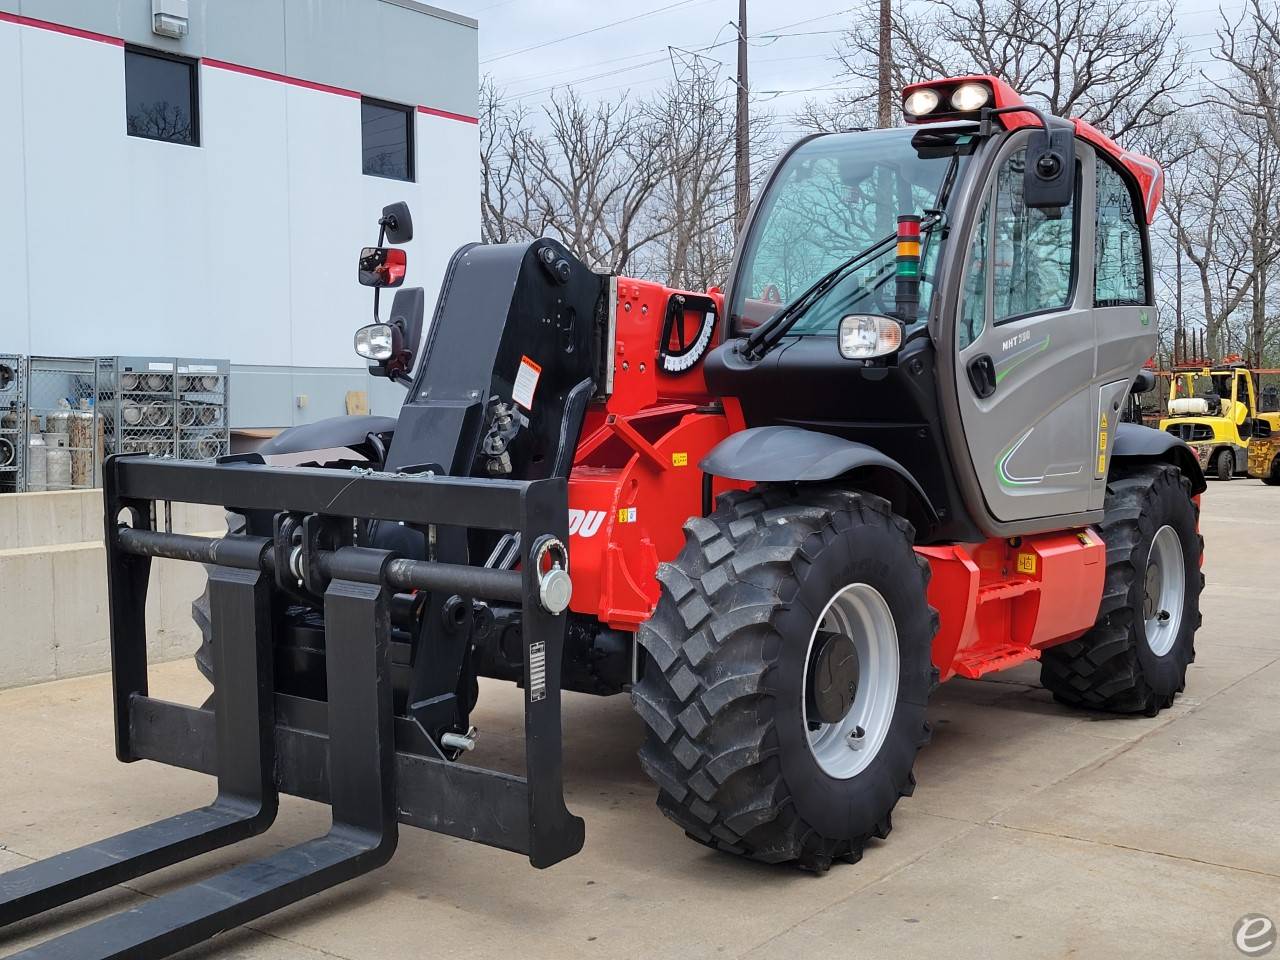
[355,286,425,381]
[1023,122,1076,210]
[380,202,413,244]
[358,246,407,288]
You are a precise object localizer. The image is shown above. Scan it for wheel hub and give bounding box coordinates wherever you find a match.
[802,583,900,780]
[806,631,860,724]
[1144,524,1185,657]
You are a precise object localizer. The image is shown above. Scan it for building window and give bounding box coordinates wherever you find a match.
[361,99,415,181]
[125,47,199,146]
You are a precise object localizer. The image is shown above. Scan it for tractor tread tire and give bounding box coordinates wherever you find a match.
[633,486,938,872]
[1215,449,1233,481]
[1039,464,1202,715]
[191,511,247,684]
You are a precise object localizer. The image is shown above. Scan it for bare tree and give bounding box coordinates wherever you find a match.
[637,54,750,290]
[479,79,542,246]
[1161,102,1280,362]
[480,59,754,289]
[803,0,1187,137]
[1211,0,1280,156]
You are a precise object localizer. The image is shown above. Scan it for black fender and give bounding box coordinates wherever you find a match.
[259,415,397,457]
[700,426,939,537]
[1111,422,1207,495]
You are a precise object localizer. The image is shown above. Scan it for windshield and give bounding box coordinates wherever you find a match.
[729,126,970,336]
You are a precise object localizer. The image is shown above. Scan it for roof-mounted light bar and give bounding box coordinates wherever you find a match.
[901,75,1024,125]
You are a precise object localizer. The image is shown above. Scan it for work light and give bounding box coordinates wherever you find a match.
[950,82,991,112]
[354,323,396,361]
[838,315,903,360]
[903,88,941,117]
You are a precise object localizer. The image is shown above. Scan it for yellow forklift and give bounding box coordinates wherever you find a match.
[1159,360,1280,480]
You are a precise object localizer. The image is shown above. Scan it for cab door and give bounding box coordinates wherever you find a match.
[952,133,1096,522]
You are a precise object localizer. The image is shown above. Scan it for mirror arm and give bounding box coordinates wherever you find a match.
[980,102,1055,134]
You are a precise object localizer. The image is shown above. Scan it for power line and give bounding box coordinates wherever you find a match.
[480,0,714,64]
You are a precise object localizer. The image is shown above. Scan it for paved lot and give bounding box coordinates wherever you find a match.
[1,480,1278,959]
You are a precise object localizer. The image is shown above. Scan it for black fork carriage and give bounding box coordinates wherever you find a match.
[0,453,583,960]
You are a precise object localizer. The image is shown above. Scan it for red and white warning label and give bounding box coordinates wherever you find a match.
[513,355,541,411]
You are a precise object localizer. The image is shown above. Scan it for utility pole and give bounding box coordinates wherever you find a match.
[876,0,892,127]
[1174,243,1184,364]
[734,0,750,232]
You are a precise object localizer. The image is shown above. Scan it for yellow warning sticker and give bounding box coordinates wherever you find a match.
[617,507,637,524]
[1097,454,1108,473]
[672,452,689,467]
[1016,553,1037,574]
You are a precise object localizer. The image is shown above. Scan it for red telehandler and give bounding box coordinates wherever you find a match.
[0,75,1203,958]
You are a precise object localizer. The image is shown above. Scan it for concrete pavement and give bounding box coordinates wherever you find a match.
[0,480,1277,959]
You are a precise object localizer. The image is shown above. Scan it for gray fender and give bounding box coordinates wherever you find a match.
[1111,422,1207,494]
[700,426,939,535]
[258,415,397,456]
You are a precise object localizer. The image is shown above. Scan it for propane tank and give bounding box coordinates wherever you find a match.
[69,398,99,487]
[26,434,47,492]
[45,401,73,440]
[45,432,71,490]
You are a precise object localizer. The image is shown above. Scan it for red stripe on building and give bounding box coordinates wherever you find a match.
[418,104,479,125]
[0,11,124,46]
[201,58,361,99]
[2,14,479,125]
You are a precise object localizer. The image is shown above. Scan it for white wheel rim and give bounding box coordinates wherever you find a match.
[1143,525,1185,657]
[803,583,899,780]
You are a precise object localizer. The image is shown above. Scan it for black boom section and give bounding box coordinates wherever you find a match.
[386,238,608,480]
[0,454,585,959]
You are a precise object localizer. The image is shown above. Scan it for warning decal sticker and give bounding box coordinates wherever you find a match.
[513,356,542,411]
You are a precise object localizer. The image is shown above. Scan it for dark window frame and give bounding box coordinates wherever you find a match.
[361,97,416,183]
[1093,153,1153,308]
[124,45,201,147]
[989,153,1083,329]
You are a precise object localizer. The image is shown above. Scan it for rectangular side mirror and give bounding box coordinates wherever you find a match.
[358,246,407,288]
[381,201,413,244]
[1023,123,1076,210]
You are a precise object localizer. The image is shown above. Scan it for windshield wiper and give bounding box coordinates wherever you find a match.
[740,213,941,362]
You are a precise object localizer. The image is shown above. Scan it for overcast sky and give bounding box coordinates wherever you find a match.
[444,0,1239,135]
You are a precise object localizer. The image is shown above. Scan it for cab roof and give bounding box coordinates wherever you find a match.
[902,74,1163,223]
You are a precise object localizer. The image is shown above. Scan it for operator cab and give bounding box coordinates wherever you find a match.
[706,75,1163,541]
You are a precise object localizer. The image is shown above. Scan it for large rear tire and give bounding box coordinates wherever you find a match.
[190,511,247,685]
[632,487,938,871]
[1040,464,1202,715]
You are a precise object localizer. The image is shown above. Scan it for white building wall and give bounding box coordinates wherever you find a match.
[0,7,479,427]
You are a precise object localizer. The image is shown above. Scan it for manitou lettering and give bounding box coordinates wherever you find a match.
[568,509,606,538]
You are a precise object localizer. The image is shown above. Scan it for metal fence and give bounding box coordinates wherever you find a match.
[0,356,231,493]
[0,355,26,493]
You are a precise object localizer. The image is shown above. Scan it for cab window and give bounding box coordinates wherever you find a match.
[1094,158,1148,306]
[728,127,966,335]
[958,193,990,350]
[991,147,1076,323]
